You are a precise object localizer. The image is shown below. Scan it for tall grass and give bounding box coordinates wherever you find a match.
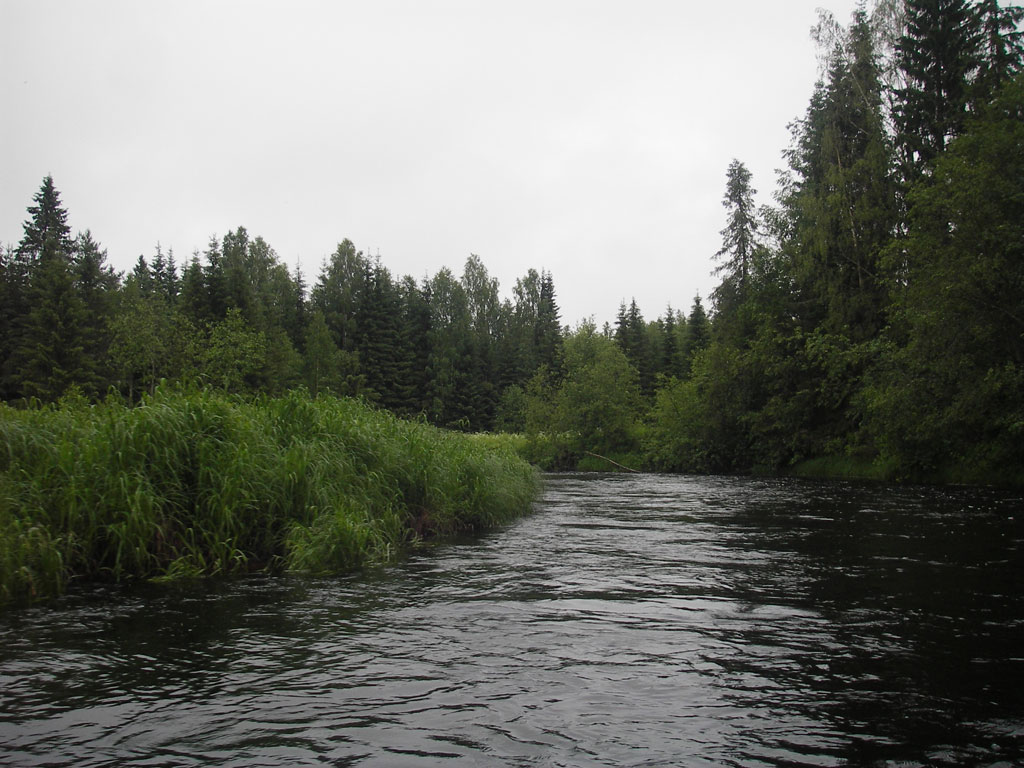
[0,388,540,605]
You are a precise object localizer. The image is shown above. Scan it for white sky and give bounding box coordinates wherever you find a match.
[1,0,861,327]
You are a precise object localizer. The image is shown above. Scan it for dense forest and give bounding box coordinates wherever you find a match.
[2,0,1023,485]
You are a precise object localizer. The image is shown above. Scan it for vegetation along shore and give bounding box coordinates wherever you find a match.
[0,388,539,605]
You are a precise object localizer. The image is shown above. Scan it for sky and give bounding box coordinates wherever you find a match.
[1,0,862,327]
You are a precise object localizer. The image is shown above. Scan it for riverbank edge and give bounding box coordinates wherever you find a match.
[0,389,541,607]
[480,432,1024,489]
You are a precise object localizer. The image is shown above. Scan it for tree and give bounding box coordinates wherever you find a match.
[355,260,406,410]
[17,175,73,260]
[866,73,1024,479]
[894,0,982,177]
[202,308,266,393]
[787,9,899,340]
[535,269,563,375]
[311,239,367,355]
[551,322,642,456]
[426,268,476,429]
[614,298,654,395]
[6,176,91,401]
[713,159,759,301]
[461,255,502,428]
[304,310,360,397]
[660,305,682,378]
[975,0,1024,98]
[681,295,710,375]
[73,230,119,394]
[150,244,178,305]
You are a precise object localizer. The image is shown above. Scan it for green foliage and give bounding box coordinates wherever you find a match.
[642,376,708,472]
[864,73,1024,481]
[0,387,539,605]
[520,323,642,463]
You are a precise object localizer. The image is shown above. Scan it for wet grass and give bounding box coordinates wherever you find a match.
[0,388,540,605]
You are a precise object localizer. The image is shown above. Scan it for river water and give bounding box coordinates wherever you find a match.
[1,473,1022,767]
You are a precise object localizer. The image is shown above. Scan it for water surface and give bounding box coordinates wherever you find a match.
[1,474,1022,766]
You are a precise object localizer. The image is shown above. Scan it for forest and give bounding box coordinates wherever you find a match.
[2,0,1023,486]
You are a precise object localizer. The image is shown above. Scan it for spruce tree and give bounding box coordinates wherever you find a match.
[74,230,118,393]
[661,305,680,378]
[975,0,1024,99]
[714,160,758,294]
[788,9,898,340]
[534,270,563,375]
[895,0,983,178]
[6,176,90,401]
[682,295,710,375]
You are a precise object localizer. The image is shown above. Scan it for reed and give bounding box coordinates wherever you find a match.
[0,387,540,605]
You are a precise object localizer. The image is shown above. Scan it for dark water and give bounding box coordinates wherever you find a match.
[1,474,1023,767]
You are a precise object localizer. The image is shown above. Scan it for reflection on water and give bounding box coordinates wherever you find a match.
[1,474,1022,766]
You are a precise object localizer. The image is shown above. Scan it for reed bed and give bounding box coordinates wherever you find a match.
[0,388,540,605]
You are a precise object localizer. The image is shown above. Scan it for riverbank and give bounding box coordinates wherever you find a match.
[0,388,540,605]
[489,431,1024,488]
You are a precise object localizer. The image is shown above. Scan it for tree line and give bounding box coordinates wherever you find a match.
[516,0,1024,484]
[0,180,568,432]
[3,0,1023,484]
[636,0,1024,483]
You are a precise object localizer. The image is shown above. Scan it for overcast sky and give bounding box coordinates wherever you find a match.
[2,0,862,327]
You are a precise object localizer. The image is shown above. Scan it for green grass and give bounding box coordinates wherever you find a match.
[787,454,897,482]
[0,387,540,605]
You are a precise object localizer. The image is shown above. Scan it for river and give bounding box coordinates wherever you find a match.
[1,473,1022,767]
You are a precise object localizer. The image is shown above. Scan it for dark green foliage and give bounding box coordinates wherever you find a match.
[636,4,1024,485]
[534,270,563,375]
[681,295,710,375]
[714,159,759,295]
[865,73,1024,481]
[895,0,982,176]
[615,299,655,395]
[4,177,105,402]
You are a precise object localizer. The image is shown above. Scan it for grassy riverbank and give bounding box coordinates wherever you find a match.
[0,388,539,605]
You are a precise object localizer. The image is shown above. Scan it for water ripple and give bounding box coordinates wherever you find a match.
[1,473,1022,766]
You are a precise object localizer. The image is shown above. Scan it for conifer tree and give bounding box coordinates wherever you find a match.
[661,305,680,378]
[534,269,563,375]
[788,9,898,340]
[73,230,118,393]
[895,0,983,177]
[682,295,710,376]
[714,160,758,295]
[179,252,209,324]
[975,0,1024,97]
[6,176,91,400]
